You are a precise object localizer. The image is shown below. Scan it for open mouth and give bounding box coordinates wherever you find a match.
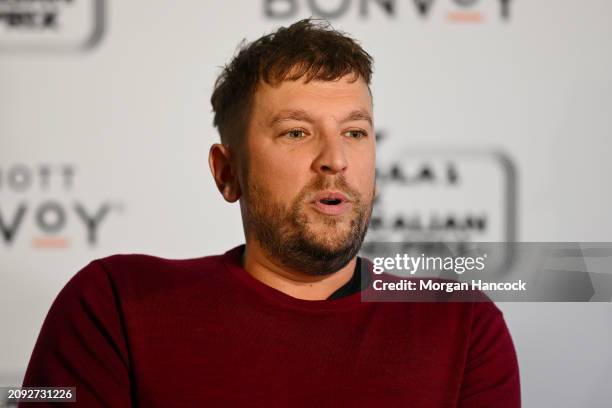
[312,191,350,215]
[319,198,343,205]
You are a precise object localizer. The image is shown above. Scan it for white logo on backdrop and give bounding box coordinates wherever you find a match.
[361,132,517,275]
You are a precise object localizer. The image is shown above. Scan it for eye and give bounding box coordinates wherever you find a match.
[283,129,307,139]
[343,129,368,139]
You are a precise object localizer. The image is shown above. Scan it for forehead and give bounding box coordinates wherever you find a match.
[251,75,373,123]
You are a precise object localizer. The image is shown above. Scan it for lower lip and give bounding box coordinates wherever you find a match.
[312,201,351,216]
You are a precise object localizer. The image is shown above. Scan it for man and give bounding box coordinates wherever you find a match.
[21,19,520,407]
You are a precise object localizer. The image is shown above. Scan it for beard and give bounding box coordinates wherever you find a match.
[243,173,374,276]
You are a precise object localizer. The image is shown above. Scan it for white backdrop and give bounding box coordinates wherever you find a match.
[1,1,611,406]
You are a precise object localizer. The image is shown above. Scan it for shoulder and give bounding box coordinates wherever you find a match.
[64,250,231,304]
[364,270,507,334]
[94,251,226,279]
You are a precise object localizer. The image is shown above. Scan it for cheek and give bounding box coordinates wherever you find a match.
[358,168,376,201]
[350,148,376,193]
[248,146,309,202]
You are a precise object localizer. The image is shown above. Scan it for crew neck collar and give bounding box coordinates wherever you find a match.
[220,244,373,312]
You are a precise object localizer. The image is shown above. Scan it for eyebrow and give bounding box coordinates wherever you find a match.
[268,108,373,127]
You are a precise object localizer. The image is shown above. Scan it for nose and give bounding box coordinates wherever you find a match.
[311,130,348,176]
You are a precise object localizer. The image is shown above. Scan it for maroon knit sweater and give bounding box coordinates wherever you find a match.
[20,244,520,407]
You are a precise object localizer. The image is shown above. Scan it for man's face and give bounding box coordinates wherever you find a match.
[241,73,376,276]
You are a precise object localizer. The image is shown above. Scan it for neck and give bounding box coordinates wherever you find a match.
[242,238,356,301]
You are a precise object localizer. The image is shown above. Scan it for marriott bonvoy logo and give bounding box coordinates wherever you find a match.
[264,0,513,22]
[0,163,124,249]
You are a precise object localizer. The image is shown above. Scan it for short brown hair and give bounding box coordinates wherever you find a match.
[210,18,374,148]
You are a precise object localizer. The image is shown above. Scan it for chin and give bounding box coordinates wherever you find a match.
[305,229,352,252]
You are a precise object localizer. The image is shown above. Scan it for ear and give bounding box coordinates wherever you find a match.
[208,143,242,203]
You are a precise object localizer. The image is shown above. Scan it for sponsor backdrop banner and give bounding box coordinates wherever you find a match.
[1,1,611,406]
